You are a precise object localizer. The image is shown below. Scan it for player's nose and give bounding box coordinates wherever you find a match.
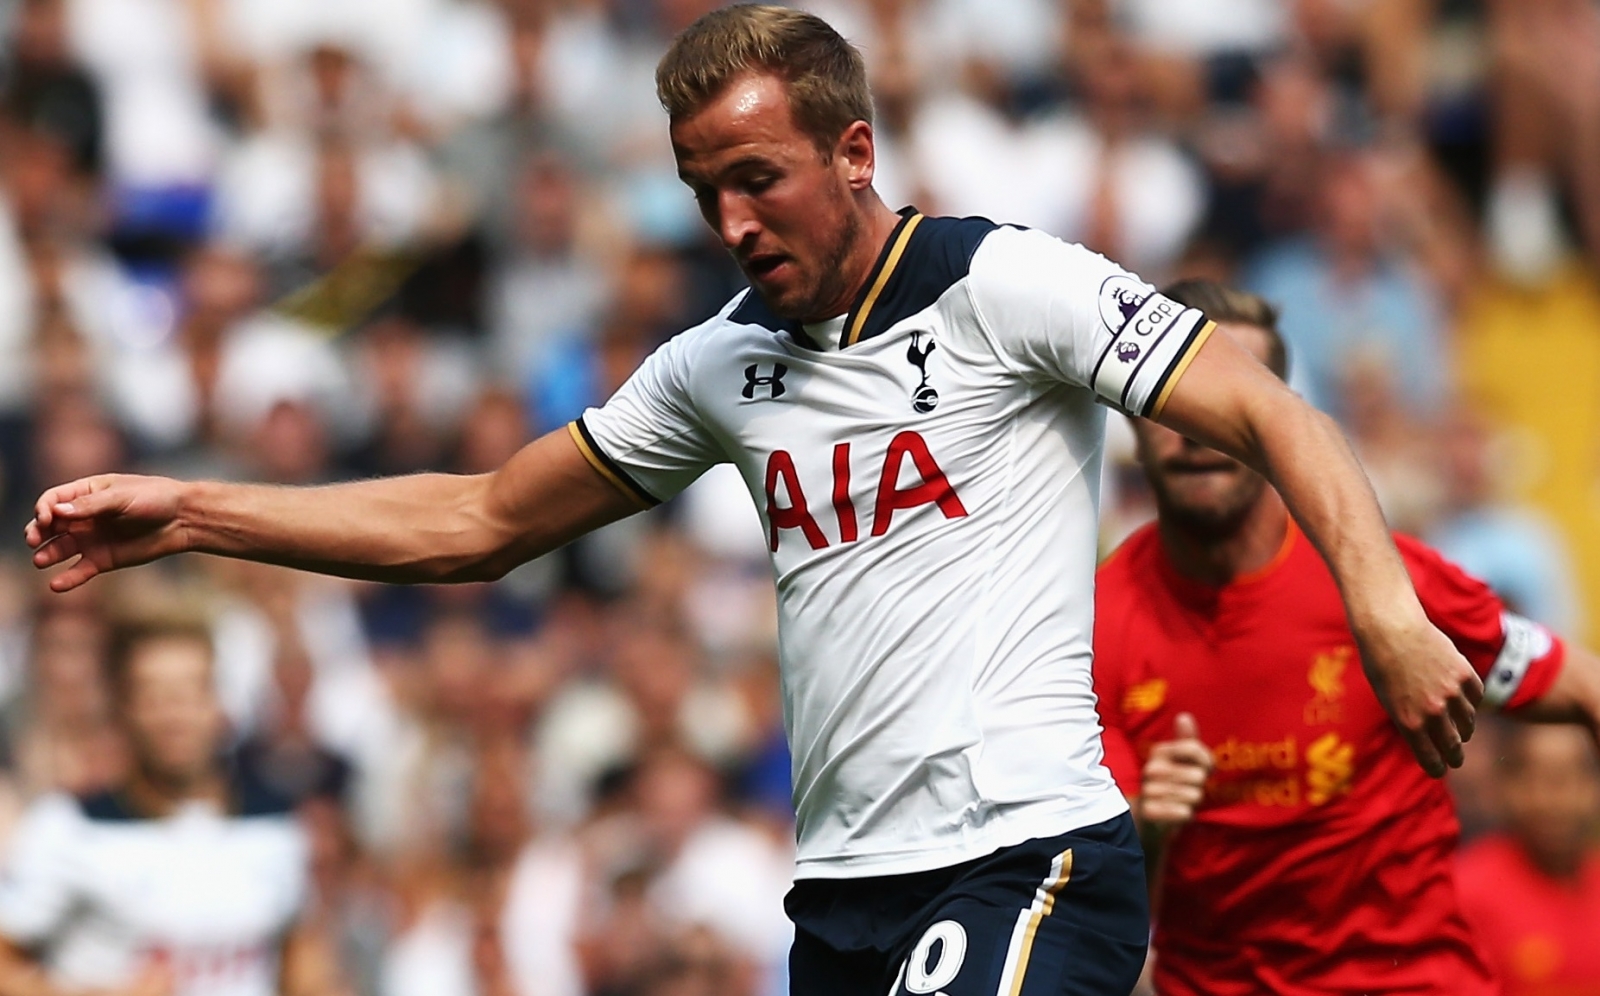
[717,191,762,249]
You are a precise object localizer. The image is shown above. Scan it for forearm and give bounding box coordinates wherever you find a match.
[170,429,632,585]
[1250,401,1424,633]
[180,473,510,584]
[1129,799,1173,910]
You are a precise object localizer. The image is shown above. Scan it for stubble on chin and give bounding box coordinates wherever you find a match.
[769,209,864,322]
[1151,476,1267,541]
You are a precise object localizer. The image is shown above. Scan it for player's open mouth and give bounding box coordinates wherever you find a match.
[745,255,789,279]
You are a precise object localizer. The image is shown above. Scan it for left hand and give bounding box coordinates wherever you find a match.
[1355,612,1482,777]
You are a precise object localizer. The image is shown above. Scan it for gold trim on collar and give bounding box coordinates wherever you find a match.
[845,213,923,347]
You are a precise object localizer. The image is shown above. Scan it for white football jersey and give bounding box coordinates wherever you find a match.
[0,778,309,996]
[576,212,1215,879]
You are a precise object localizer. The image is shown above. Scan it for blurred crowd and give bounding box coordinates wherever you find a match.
[0,0,1598,994]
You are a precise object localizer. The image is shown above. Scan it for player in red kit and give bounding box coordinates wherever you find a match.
[1092,279,1600,996]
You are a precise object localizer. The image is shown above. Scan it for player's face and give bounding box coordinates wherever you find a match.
[672,73,872,321]
[1134,323,1276,537]
[120,636,226,787]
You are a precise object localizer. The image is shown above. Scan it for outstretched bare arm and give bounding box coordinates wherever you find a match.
[1155,331,1483,777]
[26,427,641,591]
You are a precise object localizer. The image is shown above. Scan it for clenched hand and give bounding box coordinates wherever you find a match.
[1134,713,1213,840]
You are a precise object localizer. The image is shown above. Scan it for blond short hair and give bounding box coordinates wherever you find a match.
[656,4,872,153]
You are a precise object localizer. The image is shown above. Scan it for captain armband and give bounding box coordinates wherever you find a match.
[1482,612,1557,710]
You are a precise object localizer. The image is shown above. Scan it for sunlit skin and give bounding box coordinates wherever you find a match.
[1133,323,1290,586]
[119,635,229,811]
[670,72,903,322]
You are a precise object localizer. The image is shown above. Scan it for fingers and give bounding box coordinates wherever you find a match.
[1173,711,1200,741]
[1403,723,1448,779]
[1448,693,1477,745]
[31,478,102,533]
[32,533,79,569]
[1154,739,1213,770]
[1137,751,1211,832]
[1152,715,1213,773]
[48,554,102,593]
[49,487,118,521]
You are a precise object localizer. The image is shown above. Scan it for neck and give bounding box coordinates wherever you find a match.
[815,197,904,321]
[124,765,227,817]
[1159,492,1290,586]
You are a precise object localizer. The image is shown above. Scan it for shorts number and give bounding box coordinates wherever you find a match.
[903,920,967,994]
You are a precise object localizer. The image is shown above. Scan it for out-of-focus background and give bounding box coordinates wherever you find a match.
[0,0,1596,994]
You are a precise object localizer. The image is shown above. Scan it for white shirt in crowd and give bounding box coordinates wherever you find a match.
[0,785,309,996]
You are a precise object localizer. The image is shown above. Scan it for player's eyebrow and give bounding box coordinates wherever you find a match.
[678,154,780,186]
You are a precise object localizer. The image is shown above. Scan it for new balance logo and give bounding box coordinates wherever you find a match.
[742,363,788,399]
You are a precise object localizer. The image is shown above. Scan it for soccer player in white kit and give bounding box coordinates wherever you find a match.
[0,619,340,996]
[27,7,1482,994]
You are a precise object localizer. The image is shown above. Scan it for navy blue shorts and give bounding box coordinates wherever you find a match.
[785,813,1148,996]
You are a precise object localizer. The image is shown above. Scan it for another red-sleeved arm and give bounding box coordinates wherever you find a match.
[1098,721,1143,797]
[1093,561,1144,796]
[1397,534,1566,712]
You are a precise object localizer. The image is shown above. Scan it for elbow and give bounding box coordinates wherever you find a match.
[426,479,522,584]
[427,537,518,584]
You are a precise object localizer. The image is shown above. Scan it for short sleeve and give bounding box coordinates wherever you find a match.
[0,795,82,945]
[1399,535,1565,711]
[965,227,1214,417]
[572,329,726,507]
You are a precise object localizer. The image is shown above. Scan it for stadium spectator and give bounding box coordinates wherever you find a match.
[1457,724,1600,996]
[0,614,345,996]
[1429,404,1583,634]
[1243,148,1450,420]
[484,153,607,390]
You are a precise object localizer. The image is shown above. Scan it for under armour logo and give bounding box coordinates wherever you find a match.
[742,363,788,399]
[907,333,938,413]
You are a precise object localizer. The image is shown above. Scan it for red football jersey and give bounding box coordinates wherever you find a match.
[1457,836,1600,996]
[1094,521,1564,996]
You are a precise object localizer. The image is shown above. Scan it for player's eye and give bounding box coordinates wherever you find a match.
[743,174,778,195]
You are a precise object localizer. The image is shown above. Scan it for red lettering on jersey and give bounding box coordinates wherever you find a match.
[765,449,829,552]
[832,443,858,543]
[871,431,968,537]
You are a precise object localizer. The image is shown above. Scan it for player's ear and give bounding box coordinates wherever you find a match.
[836,120,875,191]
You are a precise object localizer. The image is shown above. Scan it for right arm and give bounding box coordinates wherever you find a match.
[27,427,641,592]
[1127,714,1212,910]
